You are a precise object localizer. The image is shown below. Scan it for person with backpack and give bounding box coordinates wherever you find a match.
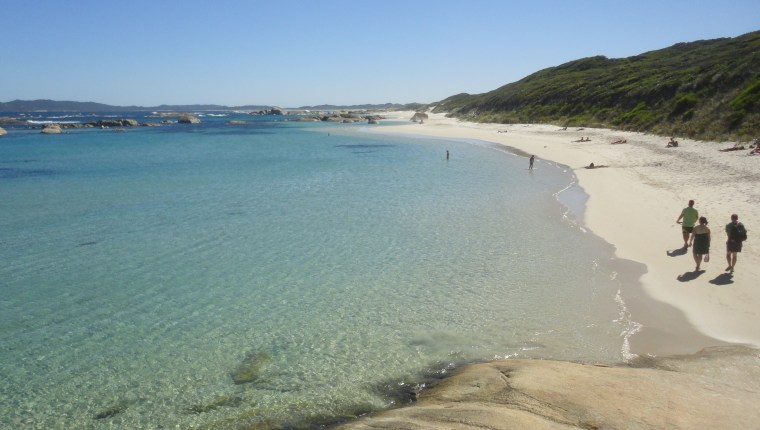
[725,214,747,273]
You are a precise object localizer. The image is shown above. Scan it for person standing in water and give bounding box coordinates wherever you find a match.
[676,200,698,248]
[529,155,535,170]
[690,217,710,271]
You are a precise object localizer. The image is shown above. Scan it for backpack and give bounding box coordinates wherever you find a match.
[734,223,748,242]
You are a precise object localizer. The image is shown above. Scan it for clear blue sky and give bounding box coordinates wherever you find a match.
[2,0,758,107]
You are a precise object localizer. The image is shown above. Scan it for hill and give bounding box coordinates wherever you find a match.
[432,30,760,141]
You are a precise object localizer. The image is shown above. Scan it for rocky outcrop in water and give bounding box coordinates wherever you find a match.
[91,119,140,127]
[0,117,26,125]
[41,124,62,134]
[178,114,201,124]
[0,126,6,136]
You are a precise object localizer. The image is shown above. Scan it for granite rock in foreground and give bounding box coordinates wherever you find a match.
[335,346,760,429]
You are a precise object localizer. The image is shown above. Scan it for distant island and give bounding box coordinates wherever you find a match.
[0,100,412,113]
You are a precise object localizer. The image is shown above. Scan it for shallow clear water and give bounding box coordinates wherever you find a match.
[0,114,636,428]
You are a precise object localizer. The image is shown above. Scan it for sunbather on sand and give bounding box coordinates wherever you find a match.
[720,143,745,152]
[585,162,608,169]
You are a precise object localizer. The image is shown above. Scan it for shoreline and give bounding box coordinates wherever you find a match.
[329,112,760,429]
[369,111,760,354]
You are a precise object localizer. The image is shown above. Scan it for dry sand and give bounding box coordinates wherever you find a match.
[332,112,760,429]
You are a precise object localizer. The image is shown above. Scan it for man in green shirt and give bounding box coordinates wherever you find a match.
[676,200,698,248]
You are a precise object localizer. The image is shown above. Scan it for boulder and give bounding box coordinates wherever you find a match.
[41,124,62,134]
[178,114,201,124]
[0,126,7,136]
[269,107,287,115]
[122,119,139,127]
[410,112,429,122]
[335,346,760,430]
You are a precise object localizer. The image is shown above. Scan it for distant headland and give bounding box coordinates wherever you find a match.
[0,99,413,113]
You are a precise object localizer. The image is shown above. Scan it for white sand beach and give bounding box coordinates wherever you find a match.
[334,112,760,429]
[373,112,760,354]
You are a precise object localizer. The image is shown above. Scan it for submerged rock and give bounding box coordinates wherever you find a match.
[93,401,129,420]
[186,394,243,414]
[230,351,270,384]
[0,126,7,136]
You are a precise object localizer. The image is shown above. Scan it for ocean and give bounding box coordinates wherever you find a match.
[0,112,640,429]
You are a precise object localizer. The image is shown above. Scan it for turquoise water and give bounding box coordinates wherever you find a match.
[0,114,637,429]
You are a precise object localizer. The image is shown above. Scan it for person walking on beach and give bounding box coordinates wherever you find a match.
[690,217,710,271]
[725,214,747,273]
[529,155,535,170]
[676,200,699,248]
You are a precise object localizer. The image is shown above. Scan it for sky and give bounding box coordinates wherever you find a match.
[2,0,758,108]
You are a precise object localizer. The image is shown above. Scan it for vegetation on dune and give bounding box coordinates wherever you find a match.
[431,30,760,141]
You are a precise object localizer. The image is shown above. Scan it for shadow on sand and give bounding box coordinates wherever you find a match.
[677,270,705,282]
[667,246,688,257]
[709,273,734,285]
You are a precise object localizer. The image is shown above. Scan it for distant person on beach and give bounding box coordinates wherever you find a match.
[529,155,535,170]
[676,200,698,248]
[690,216,711,271]
[725,214,746,273]
[585,162,608,169]
[667,137,679,148]
[446,150,449,160]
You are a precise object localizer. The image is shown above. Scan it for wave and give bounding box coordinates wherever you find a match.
[27,120,81,124]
